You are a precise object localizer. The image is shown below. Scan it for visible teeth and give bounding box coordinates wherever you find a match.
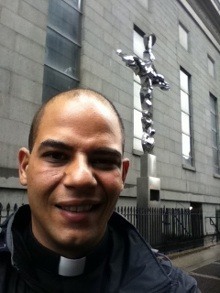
[62,205,92,212]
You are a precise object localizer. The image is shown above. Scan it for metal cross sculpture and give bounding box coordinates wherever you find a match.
[117,34,170,153]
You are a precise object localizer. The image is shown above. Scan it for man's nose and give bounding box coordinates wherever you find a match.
[63,155,97,188]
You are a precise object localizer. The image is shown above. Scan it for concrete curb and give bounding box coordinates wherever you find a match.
[167,244,216,260]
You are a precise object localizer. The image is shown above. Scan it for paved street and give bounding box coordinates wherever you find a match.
[170,244,220,292]
[191,260,220,293]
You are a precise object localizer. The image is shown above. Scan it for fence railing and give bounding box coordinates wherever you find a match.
[0,203,204,253]
[116,206,204,252]
[0,203,18,224]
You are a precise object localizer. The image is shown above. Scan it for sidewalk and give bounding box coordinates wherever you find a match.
[169,243,220,272]
[169,244,220,292]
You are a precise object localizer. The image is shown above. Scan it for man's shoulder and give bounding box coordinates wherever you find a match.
[153,250,200,292]
[109,212,200,292]
[0,204,29,253]
[0,226,11,285]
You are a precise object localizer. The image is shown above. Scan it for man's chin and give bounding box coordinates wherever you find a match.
[55,232,103,258]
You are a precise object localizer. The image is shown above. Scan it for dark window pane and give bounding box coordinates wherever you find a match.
[212,130,218,147]
[211,112,217,130]
[48,0,81,43]
[64,0,81,10]
[213,148,219,167]
[43,0,81,102]
[45,28,80,79]
[214,165,219,174]
[43,66,78,102]
[210,96,216,113]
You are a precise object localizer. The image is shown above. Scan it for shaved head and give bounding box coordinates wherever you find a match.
[28,89,125,153]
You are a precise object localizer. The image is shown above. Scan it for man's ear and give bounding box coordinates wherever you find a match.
[121,158,130,184]
[18,147,30,186]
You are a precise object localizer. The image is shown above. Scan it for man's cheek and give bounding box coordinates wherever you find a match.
[30,168,64,182]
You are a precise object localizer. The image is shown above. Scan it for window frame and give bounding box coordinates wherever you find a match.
[179,23,189,51]
[42,0,82,102]
[133,25,145,154]
[207,55,215,78]
[180,67,194,167]
[210,93,220,174]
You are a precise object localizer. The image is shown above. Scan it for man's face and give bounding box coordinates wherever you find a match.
[19,96,129,258]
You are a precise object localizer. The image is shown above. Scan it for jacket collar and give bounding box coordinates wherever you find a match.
[2,205,172,292]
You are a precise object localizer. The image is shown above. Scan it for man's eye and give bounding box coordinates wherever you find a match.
[92,158,121,170]
[43,152,68,163]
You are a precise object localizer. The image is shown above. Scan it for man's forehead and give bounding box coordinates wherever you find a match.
[29,90,124,153]
[44,94,118,121]
[35,96,123,153]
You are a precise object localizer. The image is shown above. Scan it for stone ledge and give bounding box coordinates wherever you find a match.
[0,177,25,189]
[167,244,216,260]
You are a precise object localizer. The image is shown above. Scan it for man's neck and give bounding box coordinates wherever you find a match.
[27,225,110,276]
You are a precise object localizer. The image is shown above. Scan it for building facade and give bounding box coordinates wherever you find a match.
[0,0,220,240]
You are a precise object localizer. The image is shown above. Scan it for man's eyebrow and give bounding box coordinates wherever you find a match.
[38,141,122,157]
[92,148,122,158]
[38,139,72,151]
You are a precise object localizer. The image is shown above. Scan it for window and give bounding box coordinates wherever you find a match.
[210,94,219,173]
[180,69,193,166]
[42,0,82,102]
[133,26,145,152]
[208,55,215,78]
[179,23,188,50]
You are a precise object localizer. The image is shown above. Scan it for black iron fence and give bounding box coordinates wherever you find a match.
[0,203,204,253]
[0,203,18,224]
[205,216,220,242]
[116,206,204,253]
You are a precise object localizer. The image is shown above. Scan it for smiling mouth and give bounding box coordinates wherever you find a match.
[56,205,93,213]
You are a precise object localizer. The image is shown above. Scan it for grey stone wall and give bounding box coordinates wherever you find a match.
[0,0,219,232]
[0,0,49,203]
[80,0,220,211]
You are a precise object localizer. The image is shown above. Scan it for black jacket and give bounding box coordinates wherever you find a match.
[0,205,200,292]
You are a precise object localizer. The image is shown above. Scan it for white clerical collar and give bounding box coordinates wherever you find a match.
[58,256,86,277]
